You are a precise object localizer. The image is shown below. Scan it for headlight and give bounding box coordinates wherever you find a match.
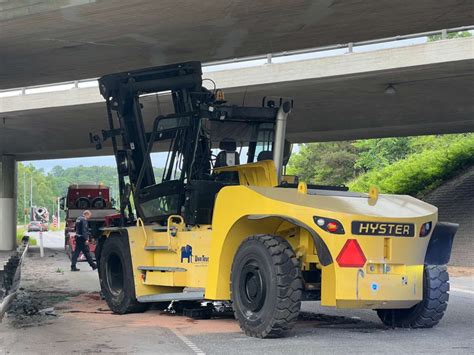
[419,222,432,237]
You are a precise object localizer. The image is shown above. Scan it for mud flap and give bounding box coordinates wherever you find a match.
[424,222,458,265]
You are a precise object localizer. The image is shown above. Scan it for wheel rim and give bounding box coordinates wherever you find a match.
[239,260,266,312]
[106,252,124,296]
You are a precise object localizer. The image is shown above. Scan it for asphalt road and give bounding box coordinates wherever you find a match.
[198,282,474,355]
[0,249,472,354]
[25,230,65,249]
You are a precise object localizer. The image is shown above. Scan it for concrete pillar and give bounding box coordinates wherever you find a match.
[0,155,17,251]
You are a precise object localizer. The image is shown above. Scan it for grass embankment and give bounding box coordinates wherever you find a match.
[349,135,474,196]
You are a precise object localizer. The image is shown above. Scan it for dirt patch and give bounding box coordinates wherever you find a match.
[58,293,240,335]
[5,289,78,328]
[296,311,384,333]
[2,248,100,330]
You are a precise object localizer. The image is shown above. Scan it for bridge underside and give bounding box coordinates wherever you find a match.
[2,59,473,160]
[1,0,473,88]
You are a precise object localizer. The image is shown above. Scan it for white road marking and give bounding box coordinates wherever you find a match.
[172,329,205,355]
[451,287,474,295]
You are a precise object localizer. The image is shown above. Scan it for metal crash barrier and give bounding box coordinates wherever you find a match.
[0,242,29,320]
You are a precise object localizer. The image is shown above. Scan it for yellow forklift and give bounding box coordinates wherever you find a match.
[91,62,458,338]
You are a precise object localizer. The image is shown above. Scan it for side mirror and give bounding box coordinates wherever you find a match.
[117,150,130,175]
[59,197,65,211]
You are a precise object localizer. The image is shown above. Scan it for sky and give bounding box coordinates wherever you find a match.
[18,36,430,171]
[24,153,169,171]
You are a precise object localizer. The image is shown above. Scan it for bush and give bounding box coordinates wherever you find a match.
[349,135,474,196]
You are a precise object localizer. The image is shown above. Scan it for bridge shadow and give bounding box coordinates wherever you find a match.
[294,310,386,334]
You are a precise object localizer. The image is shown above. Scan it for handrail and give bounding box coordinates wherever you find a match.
[136,218,148,246]
[207,25,474,66]
[0,25,472,96]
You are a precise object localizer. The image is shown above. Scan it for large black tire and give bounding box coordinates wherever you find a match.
[231,235,303,338]
[75,197,90,209]
[377,265,449,328]
[99,233,148,314]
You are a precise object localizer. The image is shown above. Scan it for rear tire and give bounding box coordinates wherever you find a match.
[231,235,302,338]
[377,265,449,328]
[99,233,148,314]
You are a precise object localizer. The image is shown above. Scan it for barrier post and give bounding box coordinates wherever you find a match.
[39,231,44,258]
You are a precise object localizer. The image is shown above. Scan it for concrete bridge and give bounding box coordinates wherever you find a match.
[1,35,473,250]
[2,36,473,160]
[1,0,473,88]
[0,0,473,251]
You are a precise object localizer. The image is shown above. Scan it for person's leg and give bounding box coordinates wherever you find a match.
[71,237,83,271]
[83,242,97,270]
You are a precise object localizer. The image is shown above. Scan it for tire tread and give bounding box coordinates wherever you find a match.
[377,265,449,328]
[231,234,303,338]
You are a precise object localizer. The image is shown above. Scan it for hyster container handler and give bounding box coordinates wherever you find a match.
[92,62,458,338]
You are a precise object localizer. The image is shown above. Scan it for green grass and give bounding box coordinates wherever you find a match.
[16,227,37,246]
[349,135,474,196]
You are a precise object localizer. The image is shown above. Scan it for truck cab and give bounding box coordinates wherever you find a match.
[61,184,118,260]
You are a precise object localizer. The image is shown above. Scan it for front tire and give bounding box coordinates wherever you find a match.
[99,233,148,314]
[377,265,449,328]
[231,235,303,338]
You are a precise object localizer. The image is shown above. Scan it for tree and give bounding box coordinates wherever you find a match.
[353,137,412,172]
[16,164,164,224]
[287,142,359,185]
[428,31,472,42]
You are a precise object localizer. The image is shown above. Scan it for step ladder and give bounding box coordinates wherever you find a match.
[137,289,205,303]
[138,266,186,272]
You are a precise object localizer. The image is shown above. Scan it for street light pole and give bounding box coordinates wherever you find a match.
[30,174,33,221]
[23,170,26,226]
[57,196,60,228]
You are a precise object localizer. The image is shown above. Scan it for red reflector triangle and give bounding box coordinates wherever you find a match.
[336,239,367,268]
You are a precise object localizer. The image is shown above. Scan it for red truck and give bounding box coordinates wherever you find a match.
[60,184,119,261]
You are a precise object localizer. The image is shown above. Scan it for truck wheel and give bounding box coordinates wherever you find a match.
[377,265,449,328]
[99,234,148,314]
[231,235,302,338]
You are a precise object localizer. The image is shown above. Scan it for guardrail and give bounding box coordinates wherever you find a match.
[206,25,473,65]
[0,25,472,97]
[0,243,29,320]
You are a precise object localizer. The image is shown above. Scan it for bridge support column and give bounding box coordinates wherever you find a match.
[0,155,17,251]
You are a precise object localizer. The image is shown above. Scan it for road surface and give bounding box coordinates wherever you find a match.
[0,249,472,354]
[25,230,64,249]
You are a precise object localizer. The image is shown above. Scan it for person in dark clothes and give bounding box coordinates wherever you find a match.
[71,210,97,272]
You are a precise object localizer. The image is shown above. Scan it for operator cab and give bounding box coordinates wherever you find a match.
[94,62,292,227]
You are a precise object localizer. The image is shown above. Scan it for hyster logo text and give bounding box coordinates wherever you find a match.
[352,221,414,237]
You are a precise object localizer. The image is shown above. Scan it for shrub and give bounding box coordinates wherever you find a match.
[349,135,474,196]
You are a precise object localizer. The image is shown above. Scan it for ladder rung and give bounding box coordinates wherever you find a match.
[144,246,169,251]
[137,291,204,303]
[138,266,186,272]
